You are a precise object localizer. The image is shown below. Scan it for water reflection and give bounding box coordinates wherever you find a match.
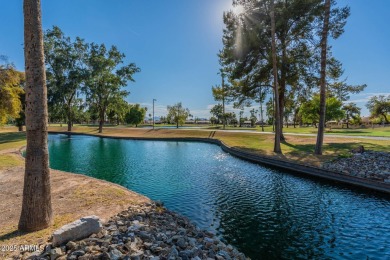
[48,134,390,259]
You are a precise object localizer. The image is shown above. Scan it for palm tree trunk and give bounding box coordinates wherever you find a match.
[19,0,53,232]
[315,0,331,155]
[270,0,282,153]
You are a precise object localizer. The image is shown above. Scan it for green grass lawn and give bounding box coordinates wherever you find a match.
[217,125,390,137]
[2,125,389,169]
[47,126,390,167]
[0,131,26,151]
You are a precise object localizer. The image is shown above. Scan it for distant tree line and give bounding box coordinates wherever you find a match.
[43,26,141,133]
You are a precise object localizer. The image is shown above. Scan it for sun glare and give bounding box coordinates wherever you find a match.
[232,5,245,15]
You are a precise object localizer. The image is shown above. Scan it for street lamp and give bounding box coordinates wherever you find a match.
[153,99,157,129]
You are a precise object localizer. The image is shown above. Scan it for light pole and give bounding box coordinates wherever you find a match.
[153,99,156,129]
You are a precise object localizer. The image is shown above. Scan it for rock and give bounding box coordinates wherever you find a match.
[177,237,187,249]
[66,241,77,251]
[42,203,249,260]
[109,248,123,260]
[217,250,231,260]
[52,216,102,247]
[204,237,214,244]
[351,145,365,154]
[70,250,85,257]
[50,247,64,260]
[167,245,179,259]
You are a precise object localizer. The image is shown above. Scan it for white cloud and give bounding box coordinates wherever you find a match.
[348,92,390,104]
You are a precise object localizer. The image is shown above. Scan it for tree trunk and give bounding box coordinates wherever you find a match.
[98,110,104,133]
[315,0,331,155]
[270,0,282,153]
[279,42,287,141]
[382,113,389,124]
[99,119,103,133]
[222,75,226,130]
[260,97,264,132]
[19,0,53,232]
[18,125,23,132]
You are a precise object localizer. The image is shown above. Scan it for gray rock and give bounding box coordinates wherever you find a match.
[168,245,179,259]
[70,250,85,257]
[109,248,123,260]
[218,250,231,260]
[52,216,102,247]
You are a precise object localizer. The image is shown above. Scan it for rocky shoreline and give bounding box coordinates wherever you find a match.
[322,150,390,183]
[26,202,248,260]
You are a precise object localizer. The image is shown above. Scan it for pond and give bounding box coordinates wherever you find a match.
[48,134,390,259]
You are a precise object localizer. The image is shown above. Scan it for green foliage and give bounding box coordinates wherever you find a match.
[0,63,25,124]
[225,112,237,126]
[44,26,88,130]
[342,102,361,127]
[167,102,190,128]
[84,43,140,132]
[107,98,130,124]
[210,104,223,123]
[125,104,147,127]
[366,95,390,123]
[299,95,344,125]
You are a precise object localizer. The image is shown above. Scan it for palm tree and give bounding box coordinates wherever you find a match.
[19,0,53,231]
[315,0,331,155]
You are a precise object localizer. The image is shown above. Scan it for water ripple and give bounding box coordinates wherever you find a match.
[48,134,390,260]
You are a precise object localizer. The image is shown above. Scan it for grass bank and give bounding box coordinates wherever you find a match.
[48,125,390,167]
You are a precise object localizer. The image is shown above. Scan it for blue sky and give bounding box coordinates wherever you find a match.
[1,0,389,118]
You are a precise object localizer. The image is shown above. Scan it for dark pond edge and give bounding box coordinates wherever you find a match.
[48,131,390,195]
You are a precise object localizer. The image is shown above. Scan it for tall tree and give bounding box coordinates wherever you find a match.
[19,0,53,231]
[366,95,390,124]
[212,69,229,129]
[210,104,223,124]
[299,94,344,127]
[125,103,147,127]
[84,43,140,133]
[270,0,282,153]
[44,26,88,132]
[342,102,361,128]
[0,63,25,124]
[167,102,190,128]
[315,0,331,155]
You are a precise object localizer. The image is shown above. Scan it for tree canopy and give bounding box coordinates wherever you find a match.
[84,43,140,133]
[167,102,190,128]
[299,94,344,127]
[0,62,25,124]
[366,95,390,124]
[125,103,147,127]
[44,26,88,131]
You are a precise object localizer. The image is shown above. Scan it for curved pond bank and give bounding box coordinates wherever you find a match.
[49,131,390,194]
[47,134,390,259]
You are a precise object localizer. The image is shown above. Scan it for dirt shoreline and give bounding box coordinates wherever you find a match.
[0,147,150,258]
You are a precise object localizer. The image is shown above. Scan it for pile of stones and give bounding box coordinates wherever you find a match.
[30,202,249,260]
[322,150,390,183]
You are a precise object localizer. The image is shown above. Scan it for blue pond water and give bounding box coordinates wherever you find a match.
[48,134,390,259]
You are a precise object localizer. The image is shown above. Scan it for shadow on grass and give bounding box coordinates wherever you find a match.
[282,140,390,154]
[0,132,26,145]
[0,229,26,241]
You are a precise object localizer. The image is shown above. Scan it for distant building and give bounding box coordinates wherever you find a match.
[361,116,372,125]
[242,120,252,127]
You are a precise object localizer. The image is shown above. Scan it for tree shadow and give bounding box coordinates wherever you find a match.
[0,132,26,145]
[0,229,26,241]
